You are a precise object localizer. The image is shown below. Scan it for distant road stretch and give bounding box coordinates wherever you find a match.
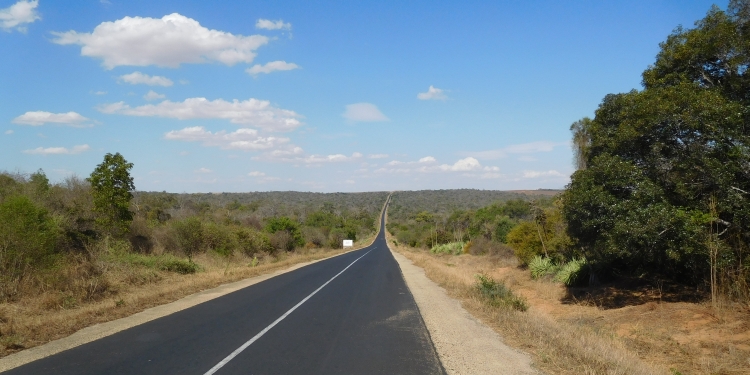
[6,208,445,375]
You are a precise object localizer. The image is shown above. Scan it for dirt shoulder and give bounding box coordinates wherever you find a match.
[389,243,750,375]
[389,246,538,375]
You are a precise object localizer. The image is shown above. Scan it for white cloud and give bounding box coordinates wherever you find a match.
[99,97,302,132]
[267,152,363,164]
[417,85,448,100]
[23,144,90,155]
[419,156,436,163]
[439,157,481,171]
[374,156,500,176]
[143,90,165,101]
[342,103,389,122]
[94,91,107,95]
[246,60,299,76]
[119,72,173,86]
[0,0,39,32]
[12,111,91,127]
[195,167,212,173]
[466,141,566,160]
[52,13,269,69]
[522,170,565,179]
[165,126,291,151]
[255,19,291,30]
[5,130,13,134]
[368,154,388,159]
[248,171,265,177]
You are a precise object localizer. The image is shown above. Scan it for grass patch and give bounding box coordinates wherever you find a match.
[475,273,528,311]
[431,241,465,255]
[104,251,200,275]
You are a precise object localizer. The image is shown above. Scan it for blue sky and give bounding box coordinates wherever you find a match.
[0,0,727,192]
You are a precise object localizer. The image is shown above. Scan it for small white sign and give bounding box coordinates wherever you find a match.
[343,239,353,247]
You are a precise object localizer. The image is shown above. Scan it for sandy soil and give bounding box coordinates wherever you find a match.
[389,246,539,375]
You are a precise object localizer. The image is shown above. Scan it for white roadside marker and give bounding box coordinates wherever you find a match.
[203,249,374,375]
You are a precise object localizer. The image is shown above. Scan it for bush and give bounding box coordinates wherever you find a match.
[529,256,558,279]
[555,258,588,286]
[172,217,204,261]
[235,228,272,255]
[203,222,237,257]
[270,231,294,251]
[474,273,528,311]
[265,217,304,249]
[431,241,465,255]
[0,196,60,286]
[506,221,545,266]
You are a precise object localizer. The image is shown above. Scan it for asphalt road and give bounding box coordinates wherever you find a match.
[5,207,446,375]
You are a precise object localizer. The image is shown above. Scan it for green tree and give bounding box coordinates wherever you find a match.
[563,1,750,287]
[88,153,135,235]
[265,216,304,249]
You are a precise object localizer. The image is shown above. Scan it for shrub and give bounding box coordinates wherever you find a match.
[0,196,60,286]
[506,221,545,265]
[203,222,237,257]
[172,217,204,261]
[270,230,294,251]
[235,228,272,255]
[431,241,465,255]
[555,258,588,286]
[529,256,558,279]
[474,273,528,311]
[265,217,304,249]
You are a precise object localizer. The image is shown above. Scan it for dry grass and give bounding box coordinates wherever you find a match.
[390,240,750,375]
[0,238,371,359]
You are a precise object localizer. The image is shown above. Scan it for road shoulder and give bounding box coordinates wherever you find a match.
[389,246,538,375]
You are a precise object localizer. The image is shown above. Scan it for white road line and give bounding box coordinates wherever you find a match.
[203,249,374,375]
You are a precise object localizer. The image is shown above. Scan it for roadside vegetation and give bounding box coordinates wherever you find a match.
[0,153,385,356]
[387,2,750,374]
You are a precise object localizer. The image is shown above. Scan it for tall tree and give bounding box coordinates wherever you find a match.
[88,153,135,235]
[563,2,750,287]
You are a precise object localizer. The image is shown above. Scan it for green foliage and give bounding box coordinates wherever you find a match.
[563,2,750,291]
[0,196,60,284]
[506,221,544,265]
[430,241,465,255]
[171,217,204,261]
[235,228,272,255]
[493,216,516,243]
[265,216,304,249]
[529,256,558,279]
[555,258,588,286]
[474,273,528,311]
[88,153,135,235]
[203,222,237,257]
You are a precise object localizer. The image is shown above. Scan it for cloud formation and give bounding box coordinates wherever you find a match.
[99,97,302,132]
[246,60,299,76]
[417,85,448,100]
[23,144,90,155]
[522,170,565,179]
[466,141,566,160]
[164,126,291,151]
[143,90,165,101]
[342,103,389,122]
[0,0,39,32]
[255,19,291,30]
[52,13,269,69]
[119,72,173,86]
[12,111,91,127]
[374,156,499,176]
[277,152,363,164]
